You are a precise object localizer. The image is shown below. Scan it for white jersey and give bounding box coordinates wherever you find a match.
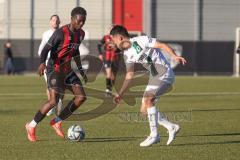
[38,29,54,82]
[124,36,174,83]
[38,29,54,63]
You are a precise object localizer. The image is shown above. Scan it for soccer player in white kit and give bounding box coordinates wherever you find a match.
[38,15,62,116]
[110,25,187,147]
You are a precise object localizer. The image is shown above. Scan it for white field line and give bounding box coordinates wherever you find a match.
[165,92,240,96]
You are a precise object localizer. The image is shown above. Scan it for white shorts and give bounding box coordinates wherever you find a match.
[142,69,174,105]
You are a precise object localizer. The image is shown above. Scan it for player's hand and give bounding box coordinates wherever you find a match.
[114,94,121,104]
[38,63,46,76]
[237,48,240,54]
[173,56,187,65]
[98,55,103,61]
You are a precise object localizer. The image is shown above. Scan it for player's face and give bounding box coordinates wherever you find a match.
[71,14,86,30]
[50,16,60,29]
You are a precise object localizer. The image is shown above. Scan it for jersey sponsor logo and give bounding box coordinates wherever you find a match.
[68,43,80,50]
[138,49,158,76]
[138,53,148,62]
[132,41,143,54]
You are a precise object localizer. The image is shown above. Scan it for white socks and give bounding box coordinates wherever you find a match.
[147,107,176,138]
[158,111,174,130]
[29,120,37,127]
[147,107,158,137]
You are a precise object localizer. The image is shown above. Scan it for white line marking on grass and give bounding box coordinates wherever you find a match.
[0,93,45,96]
[166,92,240,96]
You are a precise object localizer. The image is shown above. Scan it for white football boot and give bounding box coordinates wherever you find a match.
[167,124,180,145]
[140,135,160,147]
[105,89,112,97]
[46,107,55,116]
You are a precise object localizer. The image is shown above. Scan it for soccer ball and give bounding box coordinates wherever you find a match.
[67,125,85,142]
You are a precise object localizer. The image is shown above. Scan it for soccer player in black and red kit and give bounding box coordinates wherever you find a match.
[98,33,119,97]
[25,7,88,142]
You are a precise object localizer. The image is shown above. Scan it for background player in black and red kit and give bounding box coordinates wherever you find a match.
[98,32,120,97]
[25,7,88,142]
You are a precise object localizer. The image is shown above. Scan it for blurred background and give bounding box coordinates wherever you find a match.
[0,0,240,75]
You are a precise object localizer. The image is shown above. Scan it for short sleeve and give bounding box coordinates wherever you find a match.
[139,36,156,48]
[123,52,134,71]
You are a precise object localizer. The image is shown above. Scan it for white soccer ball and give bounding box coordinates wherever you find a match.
[67,125,85,141]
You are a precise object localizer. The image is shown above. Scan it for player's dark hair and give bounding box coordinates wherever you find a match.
[110,25,130,38]
[50,14,60,21]
[71,7,87,17]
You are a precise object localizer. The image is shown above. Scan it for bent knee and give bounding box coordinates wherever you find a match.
[140,108,147,115]
[141,98,155,114]
[142,97,154,107]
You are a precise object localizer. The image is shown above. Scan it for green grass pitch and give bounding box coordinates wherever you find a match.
[0,75,240,160]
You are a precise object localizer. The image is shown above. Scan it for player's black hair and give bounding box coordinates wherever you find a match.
[50,14,60,20]
[71,7,87,17]
[110,25,130,38]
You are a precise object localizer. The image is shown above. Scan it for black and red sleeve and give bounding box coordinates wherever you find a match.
[40,29,63,63]
[97,36,105,55]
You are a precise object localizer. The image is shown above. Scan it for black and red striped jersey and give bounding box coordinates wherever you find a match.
[97,35,120,61]
[40,24,85,73]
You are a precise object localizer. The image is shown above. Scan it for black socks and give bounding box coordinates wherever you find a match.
[58,100,78,120]
[33,111,46,124]
[106,78,112,90]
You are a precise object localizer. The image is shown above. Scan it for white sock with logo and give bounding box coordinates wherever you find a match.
[29,120,37,127]
[158,111,174,130]
[147,106,158,137]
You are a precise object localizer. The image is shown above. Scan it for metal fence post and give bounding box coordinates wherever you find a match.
[30,0,34,59]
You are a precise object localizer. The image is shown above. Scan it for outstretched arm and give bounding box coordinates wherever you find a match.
[153,41,187,65]
[114,64,134,104]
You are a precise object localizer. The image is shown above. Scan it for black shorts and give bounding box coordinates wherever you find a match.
[46,69,82,93]
[104,60,119,73]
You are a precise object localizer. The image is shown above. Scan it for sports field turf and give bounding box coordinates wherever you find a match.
[0,75,240,160]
